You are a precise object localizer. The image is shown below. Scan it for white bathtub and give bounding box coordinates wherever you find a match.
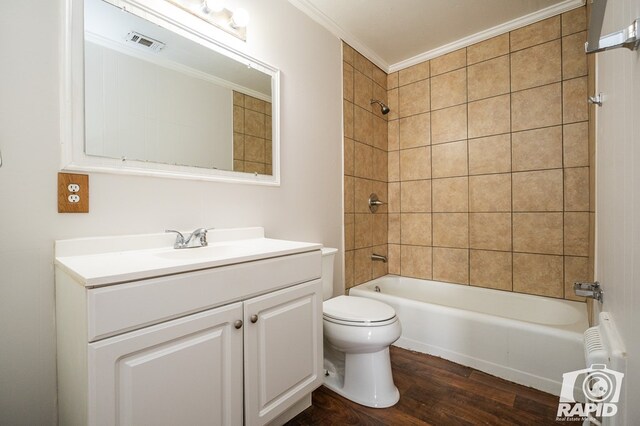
[349,275,589,395]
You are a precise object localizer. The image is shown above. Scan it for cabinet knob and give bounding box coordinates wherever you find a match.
[250,314,258,323]
[234,320,243,329]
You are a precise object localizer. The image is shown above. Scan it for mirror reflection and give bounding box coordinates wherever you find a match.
[84,0,273,175]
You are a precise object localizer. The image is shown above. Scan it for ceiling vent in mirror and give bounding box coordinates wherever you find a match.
[125,32,166,52]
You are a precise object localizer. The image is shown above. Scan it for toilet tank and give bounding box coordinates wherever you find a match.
[321,247,338,300]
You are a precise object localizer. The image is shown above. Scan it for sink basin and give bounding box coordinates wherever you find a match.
[153,245,250,261]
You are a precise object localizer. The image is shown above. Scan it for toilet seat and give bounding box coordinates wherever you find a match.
[323,295,396,326]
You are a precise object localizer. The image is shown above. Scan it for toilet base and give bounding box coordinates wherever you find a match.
[323,346,399,408]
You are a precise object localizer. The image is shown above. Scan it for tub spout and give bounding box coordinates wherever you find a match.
[371,253,387,263]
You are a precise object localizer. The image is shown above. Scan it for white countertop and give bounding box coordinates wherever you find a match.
[55,228,322,287]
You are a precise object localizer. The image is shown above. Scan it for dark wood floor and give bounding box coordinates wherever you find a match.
[286,346,564,425]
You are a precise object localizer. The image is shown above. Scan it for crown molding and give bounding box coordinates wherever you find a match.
[287,0,389,71]
[289,0,584,74]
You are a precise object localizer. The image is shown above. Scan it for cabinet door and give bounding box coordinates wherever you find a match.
[88,302,243,426]
[244,279,323,426]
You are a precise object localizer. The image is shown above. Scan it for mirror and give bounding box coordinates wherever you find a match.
[61,0,280,184]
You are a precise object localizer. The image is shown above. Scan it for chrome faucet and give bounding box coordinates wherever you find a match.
[574,281,604,303]
[165,227,213,249]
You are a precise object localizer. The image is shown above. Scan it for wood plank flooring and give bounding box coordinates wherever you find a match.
[286,346,563,425]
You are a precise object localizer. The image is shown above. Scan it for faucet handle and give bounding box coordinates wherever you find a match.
[165,230,185,248]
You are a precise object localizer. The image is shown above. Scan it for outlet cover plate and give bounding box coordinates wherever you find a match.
[58,172,89,213]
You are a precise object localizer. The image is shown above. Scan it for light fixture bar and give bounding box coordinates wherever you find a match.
[165,0,248,41]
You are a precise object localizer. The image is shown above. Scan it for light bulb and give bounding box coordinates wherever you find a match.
[231,8,250,28]
[201,0,224,14]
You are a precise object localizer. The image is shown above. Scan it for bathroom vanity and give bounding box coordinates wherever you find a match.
[55,228,323,426]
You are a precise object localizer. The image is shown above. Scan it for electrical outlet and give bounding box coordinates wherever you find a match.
[58,172,89,213]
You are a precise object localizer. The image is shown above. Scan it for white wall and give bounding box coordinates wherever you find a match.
[593,0,640,423]
[0,0,343,424]
[85,41,234,170]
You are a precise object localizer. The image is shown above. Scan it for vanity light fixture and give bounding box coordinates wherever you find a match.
[166,0,249,41]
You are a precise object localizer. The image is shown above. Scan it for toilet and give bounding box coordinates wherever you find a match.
[320,248,401,408]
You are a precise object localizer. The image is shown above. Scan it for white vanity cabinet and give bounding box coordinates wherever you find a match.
[55,230,323,426]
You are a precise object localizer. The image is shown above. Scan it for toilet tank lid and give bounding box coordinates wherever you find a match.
[323,295,395,322]
[321,247,338,256]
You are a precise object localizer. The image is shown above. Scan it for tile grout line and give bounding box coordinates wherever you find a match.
[509,29,515,293]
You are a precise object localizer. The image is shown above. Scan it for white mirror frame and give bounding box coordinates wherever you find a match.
[61,0,280,185]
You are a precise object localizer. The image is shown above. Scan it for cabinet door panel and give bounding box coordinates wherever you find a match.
[244,280,323,426]
[88,303,243,426]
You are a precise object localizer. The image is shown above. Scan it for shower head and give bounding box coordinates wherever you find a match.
[370,99,390,115]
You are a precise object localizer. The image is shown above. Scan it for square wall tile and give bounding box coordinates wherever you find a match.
[511,83,562,132]
[388,182,400,213]
[354,178,372,213]
[513,212,563,255]
[245,110,265,138]
[401,180,431,212]
[345,214,354,251]
[512,169,563,211]
[354,213,373,248]
[354,52,373,78]
[401,213,432,246]
[513,253,563,298]
[562,32,588,79]
[353,142,373,179]
[344,176,354,213]
[354,67,372,109]
[399,113,430,149]
[468,94,510,139]
[431,68,467,110]
[343,63,354,102]
[388,214,400,243]
[563,122,589,167]
[344,137,355,176]
[372,148,387,182]
[469,213,512,251]
[510,16,560,51]
[433,248,469,284]
[564,212,589,256]
[431,104,467,144]
[399,61,430,86]
[511,40,561,91]
[469,174,511,212]
[467,55,510,101]
[388,244,401,274]
[468,134,511,175]
[432,140,468,178]
[233,133,245,160]
[372,214,388,246]
[564,256,589,301]
[467,34,509,65]
[400,146,431,180]
[563,77,588,123]
[387,72,399,90]
[431,49,466,76]
[344,250,354,288]
[433,213,468,248]
[373,66,387,89]
[388,150,400,182]
[353,105,373,144]
[564,167,589,211]
[401,245,432,279]
[562,7,587,36]
[373,116,388,150]
[470,250,512,291]
[432,177,468,213]
[387,88,399,121]
[343,100,354,139]
[512,126,563,171]
[354,248,372,285]
[398,79,430,117]
[371,180,387,213]
[388,119,400,150]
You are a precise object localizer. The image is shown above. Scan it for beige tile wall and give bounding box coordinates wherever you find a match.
[343,7,594,301]
[343,43,389,289]
[232,91,273,175]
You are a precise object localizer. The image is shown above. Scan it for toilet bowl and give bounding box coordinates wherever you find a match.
[320,248,401,408]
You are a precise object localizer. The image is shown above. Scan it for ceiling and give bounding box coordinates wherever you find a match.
[291,0,583,71]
